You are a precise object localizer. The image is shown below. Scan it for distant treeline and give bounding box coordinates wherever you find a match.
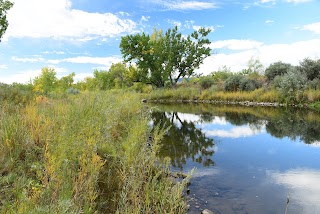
[1,58,320,105]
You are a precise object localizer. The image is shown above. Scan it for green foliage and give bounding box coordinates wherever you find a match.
[224,74,243,91]
[298,58,320,81]
[67,87,80,95]
[129,82,153,93]
[0,82,34,105]
[0,0,13,41]
[57,72,75,92]
[0,92,189,213]
[33,67,58,94]
[239,77,261,91]
[120,26,211,87]
[148,86,201,101]
[211,69,233,83]
[273,68,308,103]
[265,61,292,81]
[199,76,214,89]
[309,101,320,112]
[90,63,132,90]
[308,78,320,90]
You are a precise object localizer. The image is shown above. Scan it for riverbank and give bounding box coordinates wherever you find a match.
[0,91,190,213]
[145,87,320,110]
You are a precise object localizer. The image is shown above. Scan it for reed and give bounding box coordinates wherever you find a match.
[0,91,189,213]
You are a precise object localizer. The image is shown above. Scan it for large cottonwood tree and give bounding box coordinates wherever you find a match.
[120,26,211,87]
[0,0,13,41]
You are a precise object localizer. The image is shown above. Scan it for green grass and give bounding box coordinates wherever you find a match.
[0,91,190,213]
[310,101,320,112]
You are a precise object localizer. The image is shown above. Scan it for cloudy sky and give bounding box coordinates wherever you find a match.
[0,0,320,83]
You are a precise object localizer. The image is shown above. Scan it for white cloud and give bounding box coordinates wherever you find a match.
[12,55,122,67]
[205,125,265,138]
[11,56,45,63]
[61,56,122,67]
[268,168,320,214]
[4,0,137,41]
[210,39,264,50]
[141,16,150,22]
[265,20,274,24]
[118,11,130,17]
[167,19,182,27]
[0,64,8,69]
[193,25,215,31]
[42,51,65,55]
[74,72,94,82]
[153,0,217,10]
[198,39,320,74]
[184,20,195,29]
[303,22,320,34]
[0,69,41,84]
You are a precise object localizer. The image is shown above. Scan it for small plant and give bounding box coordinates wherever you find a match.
[67,87,80,95]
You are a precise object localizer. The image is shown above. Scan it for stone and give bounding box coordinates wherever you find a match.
[201,209,214,214]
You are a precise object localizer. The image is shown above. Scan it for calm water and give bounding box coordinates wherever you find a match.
[150,104,320,214]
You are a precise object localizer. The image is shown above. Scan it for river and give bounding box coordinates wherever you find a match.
[149,103,320,214]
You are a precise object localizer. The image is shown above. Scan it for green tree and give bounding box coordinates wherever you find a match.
[33,67,57,94]
[108,62,129,88]
[265,61,292,82]
[57,72,75,91]
[298,58,320,81]
[0,0,13,41]
[152,111,214,169]
[120,26,211,88]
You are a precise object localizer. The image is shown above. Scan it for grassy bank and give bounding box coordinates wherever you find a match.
[146,86,320,106]
[0,91,189,213]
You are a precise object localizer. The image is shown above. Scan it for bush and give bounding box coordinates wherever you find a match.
[0,83,34,105]
[224,75,243,91]
[199,76,214,89]
[239,78,261,91]
[265,61,292,82]
[298,58,320,81]
[273,68,308,103]
[130,82,153,93]
[67,87,80,95]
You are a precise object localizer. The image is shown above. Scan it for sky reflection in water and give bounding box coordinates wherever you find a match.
[151,106,320,214]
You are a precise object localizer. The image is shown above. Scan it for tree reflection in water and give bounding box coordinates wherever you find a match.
[151,104,320,170]
[151,111,214,170]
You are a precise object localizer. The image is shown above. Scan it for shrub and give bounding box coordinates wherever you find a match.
[273,68,308,103]
[239,78,261,91]
[265,61,292,82]
[298,58,320,81]
[67,87,80,95]
[224,75,243,91]
[199,76,214,89]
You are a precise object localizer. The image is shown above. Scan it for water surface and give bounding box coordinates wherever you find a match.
[150,104,320,214]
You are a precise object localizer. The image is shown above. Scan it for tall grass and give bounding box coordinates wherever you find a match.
[148,87,320,105]
[0,91,189,213]
[148,86,201,101]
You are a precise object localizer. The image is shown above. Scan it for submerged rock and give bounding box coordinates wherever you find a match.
[201,209,214,214]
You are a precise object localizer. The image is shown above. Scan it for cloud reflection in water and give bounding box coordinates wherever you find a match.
[268,168,320,214]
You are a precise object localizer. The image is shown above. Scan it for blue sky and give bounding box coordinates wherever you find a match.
[0,0,320,83]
